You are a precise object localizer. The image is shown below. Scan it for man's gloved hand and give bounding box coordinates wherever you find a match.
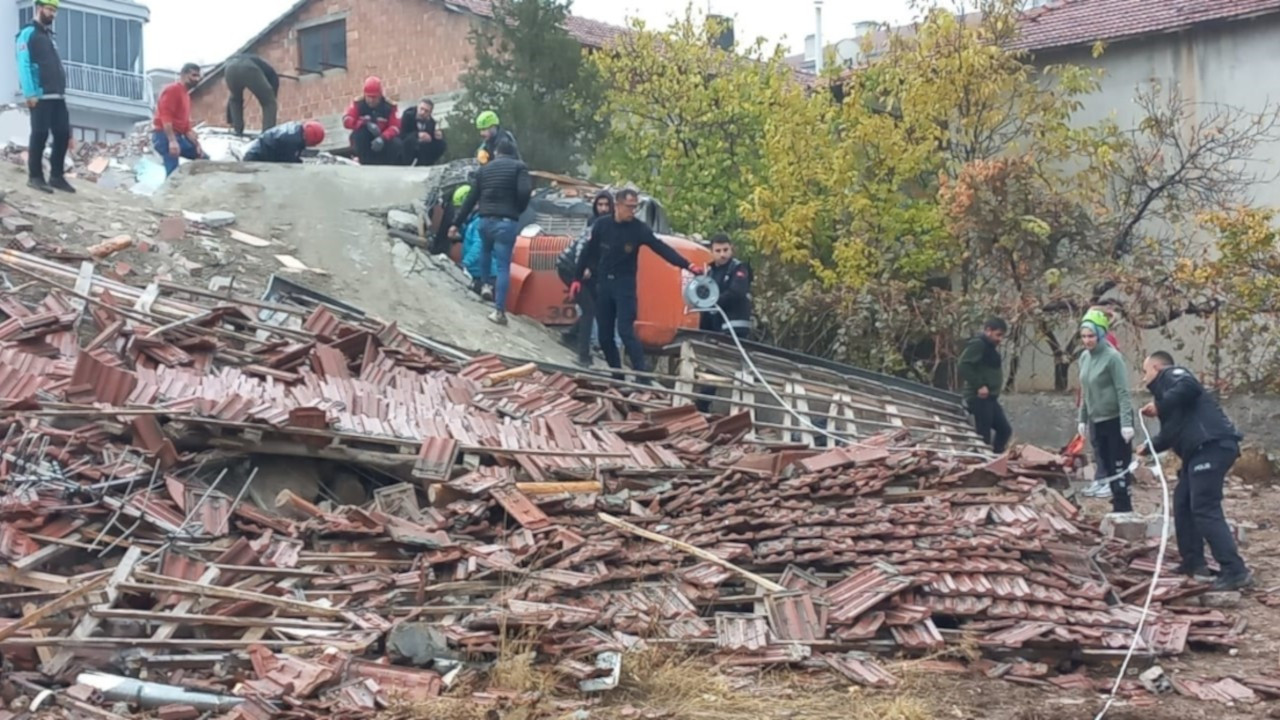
[1077,423,1088,439]
[371,136,385,153]
[1121,426,1135,442]
[568,281,582,301]
[687,263,705,276]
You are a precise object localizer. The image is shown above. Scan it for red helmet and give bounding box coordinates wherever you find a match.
[302,121,325,147]
[363,76,383,96]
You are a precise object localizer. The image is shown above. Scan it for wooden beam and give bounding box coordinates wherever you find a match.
[130,570,343,618]
[44,546,142,676]
[597,512,784,592]
[0,575,108,643]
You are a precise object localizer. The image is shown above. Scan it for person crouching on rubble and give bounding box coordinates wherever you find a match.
[343,76,402,166]
[1139,352,1253,591]
[452,184,497,296]
[556,190,615,367]
[242,121,325,163]
[450,138,532,325]
[1076,314,1136,513]
[153,63,209,177]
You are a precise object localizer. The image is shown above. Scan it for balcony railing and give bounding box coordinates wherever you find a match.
[64,61,147,103]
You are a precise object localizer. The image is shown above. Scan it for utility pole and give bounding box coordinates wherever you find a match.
[814,0,824,74]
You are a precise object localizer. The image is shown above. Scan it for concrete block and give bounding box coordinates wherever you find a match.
[387,209,418,233]
[1201,591,1243,609]
[200,210,236,227]
[2,216,33,233]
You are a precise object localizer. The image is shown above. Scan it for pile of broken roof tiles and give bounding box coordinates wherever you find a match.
[0,270,1275,718]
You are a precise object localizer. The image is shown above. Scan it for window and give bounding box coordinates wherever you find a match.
[15,8,144,72]
[298,20,347,72]
[71,126,99,143]
[104,130,125,143]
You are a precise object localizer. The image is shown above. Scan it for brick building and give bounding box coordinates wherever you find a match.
[187,0,623,151]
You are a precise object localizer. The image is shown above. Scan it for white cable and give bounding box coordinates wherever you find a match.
[1093,414,1171,720]
[704,304,1171,717]
[707,306,994,459]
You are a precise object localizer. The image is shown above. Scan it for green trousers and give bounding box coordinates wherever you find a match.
[224,59,278,135]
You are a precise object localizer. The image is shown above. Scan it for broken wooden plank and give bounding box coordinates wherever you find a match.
[0,575,108,643]
[598,512,785,592]
[44,546,142,675]
[227,229,271,248]
[129,570,343,618]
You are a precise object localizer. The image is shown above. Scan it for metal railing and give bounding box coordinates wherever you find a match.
[64,61,147,103]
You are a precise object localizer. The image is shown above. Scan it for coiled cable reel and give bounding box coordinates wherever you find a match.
[683,274,720,311]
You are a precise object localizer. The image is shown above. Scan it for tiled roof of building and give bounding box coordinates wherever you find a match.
[442,0,625,48]
[1011,0,1280,51]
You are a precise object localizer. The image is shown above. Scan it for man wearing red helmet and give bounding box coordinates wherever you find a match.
[342,76,401,166]
[242,121,326,163]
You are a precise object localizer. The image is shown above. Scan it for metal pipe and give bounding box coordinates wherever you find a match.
[814,0,824,74]
[75,672,244,711]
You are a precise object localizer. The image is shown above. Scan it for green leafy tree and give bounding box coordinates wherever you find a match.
[445,0,602,173]
[591,9,800,237]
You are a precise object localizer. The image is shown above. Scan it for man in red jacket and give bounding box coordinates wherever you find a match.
[153,63,208,177]
[342,76,401,166]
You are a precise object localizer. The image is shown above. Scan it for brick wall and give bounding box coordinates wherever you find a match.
[189,0,477,133]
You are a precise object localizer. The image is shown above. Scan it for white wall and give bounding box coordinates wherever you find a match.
[1010,16,1280,391]
[0,1,19,103]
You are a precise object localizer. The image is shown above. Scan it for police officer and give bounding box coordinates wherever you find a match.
[572,188,704,379]
[700,233,753,340]
[1139,351,1253,591]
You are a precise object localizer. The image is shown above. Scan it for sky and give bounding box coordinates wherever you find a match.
[143,0,921,71]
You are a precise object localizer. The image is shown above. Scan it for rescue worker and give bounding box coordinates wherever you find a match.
[700,234,753,340]
[572,188,705,380]
[16,0,72,194]
[557,190,615,367]
[958,317,1012,453]
[223,54,279,136]
[401,98,446,166]
[153,63,208,177]
[1077,314,1136,512]
[451,138,531,325]
[1139,351,1253,591]
[342,76,402,166]
[242,121,325,163]
[454,184,497,295]
[475,110,518,165]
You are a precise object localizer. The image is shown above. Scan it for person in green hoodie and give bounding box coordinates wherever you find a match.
[1077,315,1135,512]
[958,317,1011,453]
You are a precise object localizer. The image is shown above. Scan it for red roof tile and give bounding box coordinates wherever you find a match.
[1012,0,1280,52]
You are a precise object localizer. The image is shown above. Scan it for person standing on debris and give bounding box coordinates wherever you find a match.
[475,110,518,165]
[342,76,402,166]
[453,184,497,295]
[573,188,705,380]
[153,63,208,177]
[242,121,325,163]
[557,190,615,367]
[451,138,531,325]
[401,98,446,166]
[958,317,1012,454]
[223,54,280,137]
[16,0,73,194]
[699,234,753,340]
[1139,352,1253,591]
[1076,314,1136,512]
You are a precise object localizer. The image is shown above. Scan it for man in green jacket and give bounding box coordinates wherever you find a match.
[958,317,1011,453]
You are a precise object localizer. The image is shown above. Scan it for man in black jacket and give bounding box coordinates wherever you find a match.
[17,0,72,193]
[242,121,325,163]
[1139,351,1252,591]
[699,234,753,340]
[400,99,446,166]
[224,54,279,136]
[573,188,705,379]
[957,318,1011,453]
[556,190,614,367]
[450,138,531,325]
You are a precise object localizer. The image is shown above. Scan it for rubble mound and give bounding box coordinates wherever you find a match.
[0,249,1271,717]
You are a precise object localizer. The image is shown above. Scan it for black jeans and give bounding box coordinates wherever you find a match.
[596,278,646,378]
[574,284,597,363]
[967,396,1011,454]
[1175,441,1247,577]
[351,127,403,166]
[1091,417,1134,513]
[29,98,69,181]
[403,138,447,166]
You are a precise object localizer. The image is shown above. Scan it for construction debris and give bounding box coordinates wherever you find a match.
[0,246,1271,719]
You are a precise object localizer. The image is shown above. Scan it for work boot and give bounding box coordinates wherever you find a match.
[1210,571,1254,592]
[48,177,75,193]
[1173,564,1216,583]
[1081,480,1112,499]
[487,309,507,325]
[27,177,52,194]
[573,355,591,369]
[481,285,494,301]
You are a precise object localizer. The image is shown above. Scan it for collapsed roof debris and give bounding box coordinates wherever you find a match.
[0,246,1272,718]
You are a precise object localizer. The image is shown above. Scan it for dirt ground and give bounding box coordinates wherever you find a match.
[0,160,580,365]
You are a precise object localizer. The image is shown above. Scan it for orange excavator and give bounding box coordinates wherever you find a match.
[425,166,711,349]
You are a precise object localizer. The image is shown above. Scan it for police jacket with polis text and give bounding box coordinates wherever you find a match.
[1147,365,1242,459]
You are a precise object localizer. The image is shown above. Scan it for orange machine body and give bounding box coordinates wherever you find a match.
[498,233,711,349]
